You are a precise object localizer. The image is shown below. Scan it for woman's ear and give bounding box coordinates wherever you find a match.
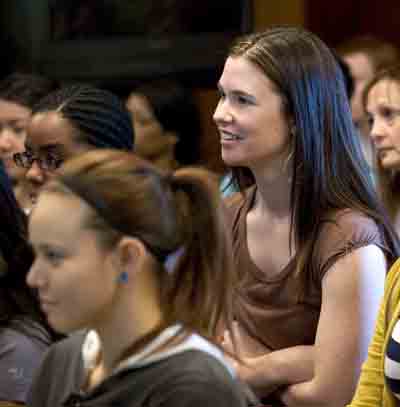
[113,237,147,278]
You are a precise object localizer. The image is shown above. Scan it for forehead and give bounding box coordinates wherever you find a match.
[25,111,76,150]
[29,191,89,243]
[0,99,31,122]
[219,56,278,95]
[367,79,400,108]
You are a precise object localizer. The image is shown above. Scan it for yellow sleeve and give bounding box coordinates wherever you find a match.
[348,261,400,407]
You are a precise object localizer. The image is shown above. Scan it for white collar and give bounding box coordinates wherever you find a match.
[81,324,235,377]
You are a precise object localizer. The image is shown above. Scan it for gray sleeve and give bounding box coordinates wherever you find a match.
[156,380,246,407]
[0,329,48,403]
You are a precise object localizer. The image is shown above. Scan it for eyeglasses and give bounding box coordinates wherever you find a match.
[13,151,64,172]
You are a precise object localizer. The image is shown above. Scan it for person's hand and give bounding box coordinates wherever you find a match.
[221,326,280,397]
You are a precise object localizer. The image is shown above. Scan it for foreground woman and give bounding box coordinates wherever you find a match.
[26,150,245,407]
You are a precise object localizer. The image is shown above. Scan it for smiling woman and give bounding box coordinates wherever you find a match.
[216,27,400,407]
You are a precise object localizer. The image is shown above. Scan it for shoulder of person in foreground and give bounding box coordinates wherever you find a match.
[147,349,247,407]
[26,331,86,407]
[0,320,51,405]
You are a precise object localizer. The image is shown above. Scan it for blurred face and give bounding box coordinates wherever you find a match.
[27,192,119,334]
[343,52,375,131]
[23,111,90,205]
[366,79,400,171]
[0,99,30,180]
[126,93,169,159]
[213,56,291,172]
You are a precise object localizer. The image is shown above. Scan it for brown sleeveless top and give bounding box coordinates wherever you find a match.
[225,186,394,352]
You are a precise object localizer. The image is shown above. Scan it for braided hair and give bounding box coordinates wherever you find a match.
[33,84,134,151]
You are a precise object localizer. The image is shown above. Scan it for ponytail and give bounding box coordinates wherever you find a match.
[161,168,235,340]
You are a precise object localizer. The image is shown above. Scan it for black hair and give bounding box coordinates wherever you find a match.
[0,72,57,108]
[33,84,134,151]
[133,79,201,165]
[0,161,56,343]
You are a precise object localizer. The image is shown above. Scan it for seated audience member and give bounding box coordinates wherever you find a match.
[338,36,400,167]
[0,73,57,207]
[0,162,57,406]
[13,84,134,213]
[126,79,201,171]
[216,27,400,406]
[363,65,400,235]
[26,149,246,407]
[220,54,354,199]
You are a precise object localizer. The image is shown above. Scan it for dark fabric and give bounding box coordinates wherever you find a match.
[27,332,246,407]
[224,186,392,352]
[0,319,51,403]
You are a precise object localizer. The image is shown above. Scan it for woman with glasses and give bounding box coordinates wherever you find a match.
[0,73,57,209]
[26,149,245,407]
[0,161,58,406]
[13,84,134,213]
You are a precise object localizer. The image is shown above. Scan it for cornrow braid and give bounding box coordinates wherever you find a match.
[32,84,134,151]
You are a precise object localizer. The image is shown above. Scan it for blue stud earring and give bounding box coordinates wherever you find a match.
[118,271,129,284]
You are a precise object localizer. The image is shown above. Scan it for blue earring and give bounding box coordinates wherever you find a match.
[118,271,129,284]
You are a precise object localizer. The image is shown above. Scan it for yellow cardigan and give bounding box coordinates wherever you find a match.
[349,258,400,407]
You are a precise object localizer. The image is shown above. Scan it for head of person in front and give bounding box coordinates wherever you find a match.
[13,84,134,214]
[26,149,245,407]
[214,27,399,407]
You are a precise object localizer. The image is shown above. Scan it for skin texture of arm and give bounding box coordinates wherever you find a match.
[0,402,25,406]
[225,245,386,406]
[279,245,386,407]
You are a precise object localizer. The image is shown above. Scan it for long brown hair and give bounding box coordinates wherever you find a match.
[362,64,400,224]
[227,27,400,286]
[44,149,235,344]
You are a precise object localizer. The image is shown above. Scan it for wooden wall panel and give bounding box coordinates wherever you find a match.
[305,0,400,48]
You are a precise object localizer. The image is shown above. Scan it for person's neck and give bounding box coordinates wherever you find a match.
[251,162,292,219]
[92,294,164,378]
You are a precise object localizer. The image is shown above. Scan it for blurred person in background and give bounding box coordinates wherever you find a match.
[0,73,57,209]
[0,161,58,406]
[126,79,201,171]
[363,65,400,235]
[338,35,400,168]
